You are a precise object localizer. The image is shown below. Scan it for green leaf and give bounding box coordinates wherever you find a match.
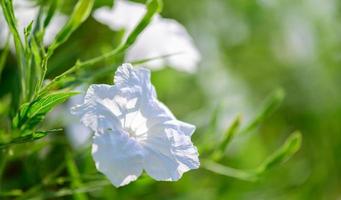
[93,0,114,9]
[14,91,78,131]
[43,0,60,28]
[256,131,302,174]
[47,0,95,56]
[0,0,24,53]
[1,0,27,101]
[212,115,241,160]
[240,89,285,135]
[38,0,95,91]
[0,129,63,149]
[0,37,10,81]
[120,0,163,50]
[204,131,302,181]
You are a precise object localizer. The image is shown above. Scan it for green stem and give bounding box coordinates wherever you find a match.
[201,159,258,181]
[38,45,125,96]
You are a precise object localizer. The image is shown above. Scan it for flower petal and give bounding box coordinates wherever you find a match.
[126,18,201,72]
[92,130,144,187]
[92,0,201,72]
[92,0,154,33]
[141,122,199,181]
[114,63,157,98]
[71,84,123,132]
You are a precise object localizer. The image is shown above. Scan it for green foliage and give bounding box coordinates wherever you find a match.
[241,89,285,135]
[256,131,302,174]
[47,0,95,56]
[1,0,26,101]
[0,0,325,199]
[203,90,301,182]
[40,0,162,94]
[13,91,78,132]
[0,129,62,149]
[122,0,162,48]
[0,38,9,80]
[203,131,302,181]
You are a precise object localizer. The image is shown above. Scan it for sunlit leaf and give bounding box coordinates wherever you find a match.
[47,0,95,56]
[13,91,78,131]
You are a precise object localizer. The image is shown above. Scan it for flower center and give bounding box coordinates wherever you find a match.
[124,127,138,139]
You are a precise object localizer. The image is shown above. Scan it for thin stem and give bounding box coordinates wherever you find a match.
[201,159,258,181]
[38,45,125,96]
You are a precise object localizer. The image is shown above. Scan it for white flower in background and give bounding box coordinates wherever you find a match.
[71,63,199,187]
[0,0,67,50]
[93,0,201,73]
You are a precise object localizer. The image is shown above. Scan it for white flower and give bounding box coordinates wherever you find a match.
[71,63,200,187]
[93,0,201,73]
[0,0,67,50]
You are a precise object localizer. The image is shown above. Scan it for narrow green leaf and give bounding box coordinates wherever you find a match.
[257,131,302,174]
[0,37,10,81]
[0,0,24,52]
[43,0,59,28]
[0,129,63,149]
[38,0,95,91]
[1,0,27,101]
[28,91,78,118]
[14,91,78,131]
[219,115,241,151]
[212,115,241,160]
[47,0,95,56]
[120,0,163,50]
[241,89,285,135]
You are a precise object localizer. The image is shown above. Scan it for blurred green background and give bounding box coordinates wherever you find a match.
[1,0,341,199]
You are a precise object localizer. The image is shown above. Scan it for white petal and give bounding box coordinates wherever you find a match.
[92,0,200,72]
[141,121,199,181]
[114,63,157,98]
[71,84,123,132]
[125,19,201,72]
[71,64,200,186]
[165,120,196,137]
[92,130,144,187]
[93,0,158,33]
